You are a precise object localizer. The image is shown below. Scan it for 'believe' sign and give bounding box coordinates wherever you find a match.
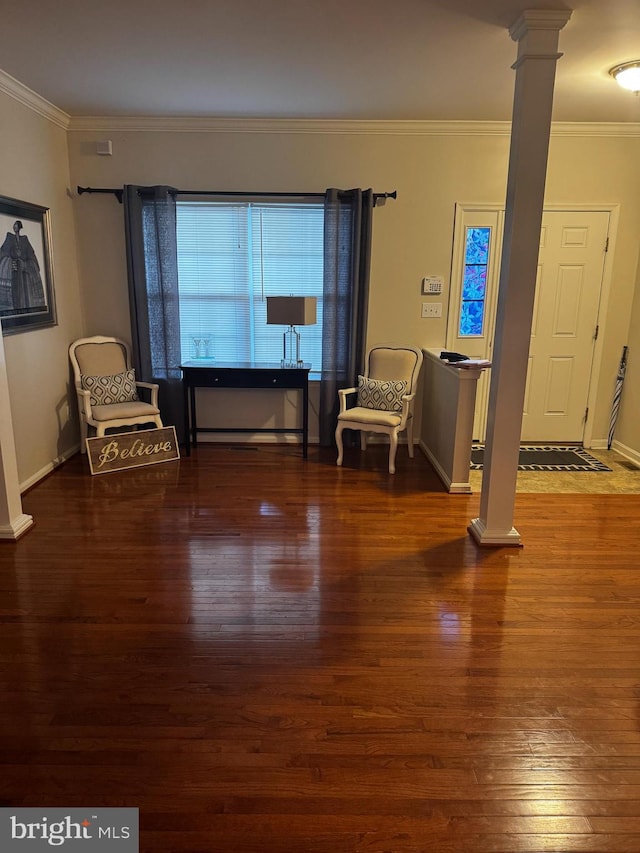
[86,426,180,475]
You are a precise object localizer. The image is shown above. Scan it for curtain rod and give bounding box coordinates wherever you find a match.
[76,186,397,206]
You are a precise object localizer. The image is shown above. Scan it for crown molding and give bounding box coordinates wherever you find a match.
[67,116,512,135]
[509,9,572,42]
[67,115,640,138]
[551,122,640,137]
[0,69,70,130]
[1,78,637,139]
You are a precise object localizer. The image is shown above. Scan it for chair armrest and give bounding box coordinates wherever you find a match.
[135,381,160,408]
[76,387,93,420]
[398,392,416,427]
[338,387,358,413]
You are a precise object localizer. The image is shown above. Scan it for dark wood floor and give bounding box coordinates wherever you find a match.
[2,443,640,852]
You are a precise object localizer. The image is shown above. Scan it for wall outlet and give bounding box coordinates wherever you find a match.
[421,302,442,318]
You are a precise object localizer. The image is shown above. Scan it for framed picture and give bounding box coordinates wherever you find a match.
[0,195,57,335]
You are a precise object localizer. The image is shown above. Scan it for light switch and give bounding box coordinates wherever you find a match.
[421,302,442,318]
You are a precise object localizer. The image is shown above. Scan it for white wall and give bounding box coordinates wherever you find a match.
[67,121,640,451]
[544,134,640,451]
[0,91,84,488]
[1,100,638,489]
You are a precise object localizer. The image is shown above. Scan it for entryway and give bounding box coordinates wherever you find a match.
[447,206,612,444]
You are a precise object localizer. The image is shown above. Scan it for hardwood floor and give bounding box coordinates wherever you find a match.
[2,443,640,852]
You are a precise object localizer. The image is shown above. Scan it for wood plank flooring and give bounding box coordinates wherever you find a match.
[2,443,640,852]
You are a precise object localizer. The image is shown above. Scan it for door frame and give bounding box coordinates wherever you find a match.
[446,203,619,447]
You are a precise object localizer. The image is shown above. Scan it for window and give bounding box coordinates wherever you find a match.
[459,226,491,337]
[176,201,324,372]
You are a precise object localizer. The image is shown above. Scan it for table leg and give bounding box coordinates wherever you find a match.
[190,386,197,449]
[303,378,309,459]
[183,381,191,456]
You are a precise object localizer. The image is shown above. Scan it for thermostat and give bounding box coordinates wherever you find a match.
[422,275,444,295]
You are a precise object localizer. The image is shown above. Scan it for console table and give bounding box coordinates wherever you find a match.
[180,361,311,457]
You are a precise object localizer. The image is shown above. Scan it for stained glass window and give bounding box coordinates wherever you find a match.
[459,227,491,336]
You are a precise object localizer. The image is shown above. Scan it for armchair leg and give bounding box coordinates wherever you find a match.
[79,419,88,454]
[388,431,399,474]
[335,423,345,467]
[407,420,415,458]
[360,431,368,452]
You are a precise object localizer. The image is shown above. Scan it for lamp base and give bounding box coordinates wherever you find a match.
[282,326,303,368]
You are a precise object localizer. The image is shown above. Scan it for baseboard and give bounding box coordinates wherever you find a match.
[611,439,640,468]
[20,444,80,494]
[589,437,640,466]
[418,440,472,494]
[193,433,319,445]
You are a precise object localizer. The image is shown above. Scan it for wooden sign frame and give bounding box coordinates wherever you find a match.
[86,426,180,475]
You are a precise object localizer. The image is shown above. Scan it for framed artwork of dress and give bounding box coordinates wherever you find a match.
[0,195,57,335]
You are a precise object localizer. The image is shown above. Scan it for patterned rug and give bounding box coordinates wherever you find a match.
[471,445,612,472]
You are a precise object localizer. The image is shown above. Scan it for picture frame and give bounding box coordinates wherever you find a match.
[0,195,57,335]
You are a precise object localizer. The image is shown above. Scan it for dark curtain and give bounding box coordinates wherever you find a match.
[123,185,185,442]
[318,188,373,446]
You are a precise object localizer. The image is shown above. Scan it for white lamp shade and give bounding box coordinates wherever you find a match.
[610,61,640,92]
[266,296,317,326]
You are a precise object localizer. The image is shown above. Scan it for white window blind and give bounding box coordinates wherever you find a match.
[176,201,324,371]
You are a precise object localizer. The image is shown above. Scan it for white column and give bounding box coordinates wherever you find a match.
[0,329,33,540]
[469,10,571,547]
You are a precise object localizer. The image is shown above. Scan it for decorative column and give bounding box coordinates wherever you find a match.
[0,331,33,540]
[469,9,571,547]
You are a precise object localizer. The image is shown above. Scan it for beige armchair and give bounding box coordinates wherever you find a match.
[69,335,163,452]
[336,343,423,474]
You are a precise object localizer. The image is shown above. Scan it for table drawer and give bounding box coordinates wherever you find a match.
[182,368,307,389]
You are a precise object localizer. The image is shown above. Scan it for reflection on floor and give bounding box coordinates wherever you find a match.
[469,447,640,494]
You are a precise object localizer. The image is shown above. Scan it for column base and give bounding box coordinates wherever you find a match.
[468,517,522,547]
[0,513,34,541]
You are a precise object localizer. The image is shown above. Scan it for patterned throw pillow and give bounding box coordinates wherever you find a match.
[357,375,408,412]
[81,369,139,406]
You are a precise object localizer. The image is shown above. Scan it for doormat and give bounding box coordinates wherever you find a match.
[470,445,612,472]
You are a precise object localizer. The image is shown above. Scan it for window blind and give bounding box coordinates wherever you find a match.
[176,201,324,370]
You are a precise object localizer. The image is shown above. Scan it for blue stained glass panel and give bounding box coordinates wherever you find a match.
[462,265,486,300]
[459,300,485,336]
[465,227,490,264]
[459,225,491,337]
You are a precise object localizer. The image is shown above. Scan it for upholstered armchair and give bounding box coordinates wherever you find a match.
[335,343,423,474]
[69,335,163,452]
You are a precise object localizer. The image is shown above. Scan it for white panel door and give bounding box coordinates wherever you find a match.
[522,211,609,441]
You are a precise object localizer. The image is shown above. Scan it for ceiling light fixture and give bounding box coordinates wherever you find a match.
[609,60,640,93]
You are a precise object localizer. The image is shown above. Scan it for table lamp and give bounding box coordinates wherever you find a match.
[266,296,317,368]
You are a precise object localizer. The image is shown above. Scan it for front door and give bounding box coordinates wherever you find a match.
[521,211,609,441]
[447,207,610,443]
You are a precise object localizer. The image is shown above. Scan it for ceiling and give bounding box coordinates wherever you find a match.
[2,0,640,123]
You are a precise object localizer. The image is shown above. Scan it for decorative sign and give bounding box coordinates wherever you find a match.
[86,426,179,475]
